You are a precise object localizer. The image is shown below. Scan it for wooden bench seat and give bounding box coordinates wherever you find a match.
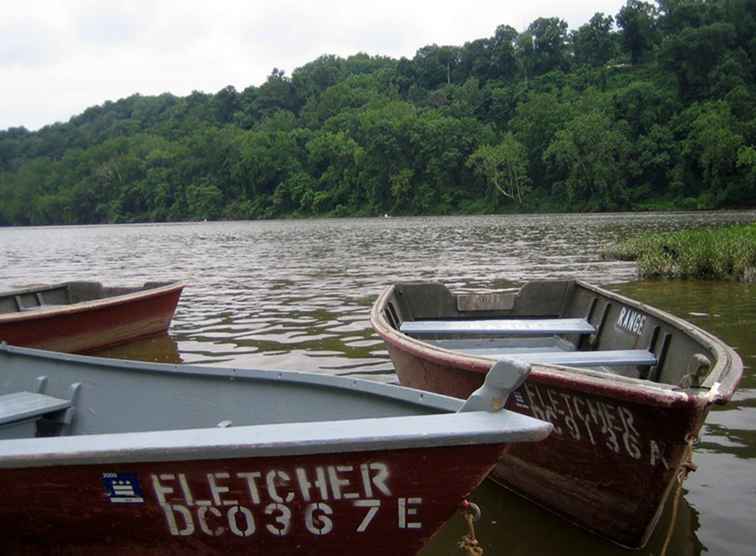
[0,392,72,439]
[18,304,62,312]
[401,318,596,337]
[494,349,657,368]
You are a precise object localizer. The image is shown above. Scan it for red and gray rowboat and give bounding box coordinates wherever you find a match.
[0,343,551,555]
[370,280,743,549]
[0,280,184,352]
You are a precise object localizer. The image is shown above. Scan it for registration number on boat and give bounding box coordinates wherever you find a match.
[104,462,424,537]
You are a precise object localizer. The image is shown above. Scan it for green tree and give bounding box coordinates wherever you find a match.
[212,85,240,124]
[292,55,346,104]
[412,112,490,211]
[186,179,223,219]
[272,171,317,214]
[388,168,416,213]
[413,45,461,89]
[515,33,536,81]
[736,146,756,204]
[302,74,390,128]
[545,111,631,209]
[352,101,418,213]
[233,129,302,203]
[510,91,573,187]
[573,13,618,67]
[682,101,746,204]
[253,69,299,118]
[467,134,530,205]
[306,131,363,213]
[617,0,659,64]
[612,80,677,137]
[490,25,519,80]
[526,18,570,75]
[659,22,736,99]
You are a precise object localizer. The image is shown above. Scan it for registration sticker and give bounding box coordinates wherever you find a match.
[103,472,144,503]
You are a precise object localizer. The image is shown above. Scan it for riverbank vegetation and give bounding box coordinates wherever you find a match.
[1,1,755,225]
[605,223,756,281]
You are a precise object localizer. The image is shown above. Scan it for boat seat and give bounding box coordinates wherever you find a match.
[0,392,72,440]
[440,344,573,356]
[492,349,657,368]
[18,304,60,312]
[401,318,596,337]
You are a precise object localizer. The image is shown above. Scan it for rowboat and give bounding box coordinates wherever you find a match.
[370,280,743,548]
[0,280,184,352]
[0,343,551,555]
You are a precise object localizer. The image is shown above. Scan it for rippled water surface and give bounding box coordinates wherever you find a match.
[1,211,754,555]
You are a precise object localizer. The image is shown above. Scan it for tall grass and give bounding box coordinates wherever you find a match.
[604,224,756,281]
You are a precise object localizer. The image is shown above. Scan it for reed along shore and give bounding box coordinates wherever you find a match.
[604,223,756,282]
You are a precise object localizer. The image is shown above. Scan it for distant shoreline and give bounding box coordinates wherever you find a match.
[3,207,756,229]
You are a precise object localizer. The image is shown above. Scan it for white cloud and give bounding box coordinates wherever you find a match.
[0,17,67,69]
[0,0,627,131]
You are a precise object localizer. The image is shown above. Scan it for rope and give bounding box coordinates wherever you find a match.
[660,435,698,556]
[458,501,484,556]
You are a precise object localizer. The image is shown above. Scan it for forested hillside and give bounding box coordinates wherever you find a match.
[1,0,755,225]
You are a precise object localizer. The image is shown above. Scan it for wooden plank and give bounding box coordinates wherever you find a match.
[444,345,571,356]
[499,349,657,367]
[401,318,596,337]
[0,392,71,425]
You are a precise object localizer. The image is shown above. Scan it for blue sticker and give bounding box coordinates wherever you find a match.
[102,472,144,503]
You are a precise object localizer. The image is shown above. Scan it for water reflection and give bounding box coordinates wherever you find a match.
[426,483,703,556]
[612,280,755,556]
[1,211,755,554]
[94,333,183,364]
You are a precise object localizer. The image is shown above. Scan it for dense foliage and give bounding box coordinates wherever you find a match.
[604,223,756,280]
[2,0,755,225]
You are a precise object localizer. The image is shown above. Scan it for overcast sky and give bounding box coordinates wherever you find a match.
[1,0,628,131]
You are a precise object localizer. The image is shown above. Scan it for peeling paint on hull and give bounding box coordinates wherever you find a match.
[0,446,501,555]
[388,343,696,548]
[371,280,743,548]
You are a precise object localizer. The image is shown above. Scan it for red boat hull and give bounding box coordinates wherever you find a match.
[0,284,183,353]
[385,343,703,548]
[0,445,502,555]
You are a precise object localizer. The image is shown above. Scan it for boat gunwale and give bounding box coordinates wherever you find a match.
[0,281,185,323]
[0,411,551,469]
[370,281,743,408]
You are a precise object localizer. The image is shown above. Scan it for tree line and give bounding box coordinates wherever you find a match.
[1,0,755,225]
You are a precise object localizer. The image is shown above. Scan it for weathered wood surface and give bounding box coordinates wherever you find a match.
[387,342,696,549]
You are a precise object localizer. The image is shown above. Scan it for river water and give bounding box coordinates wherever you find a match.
[1,211,754,555]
